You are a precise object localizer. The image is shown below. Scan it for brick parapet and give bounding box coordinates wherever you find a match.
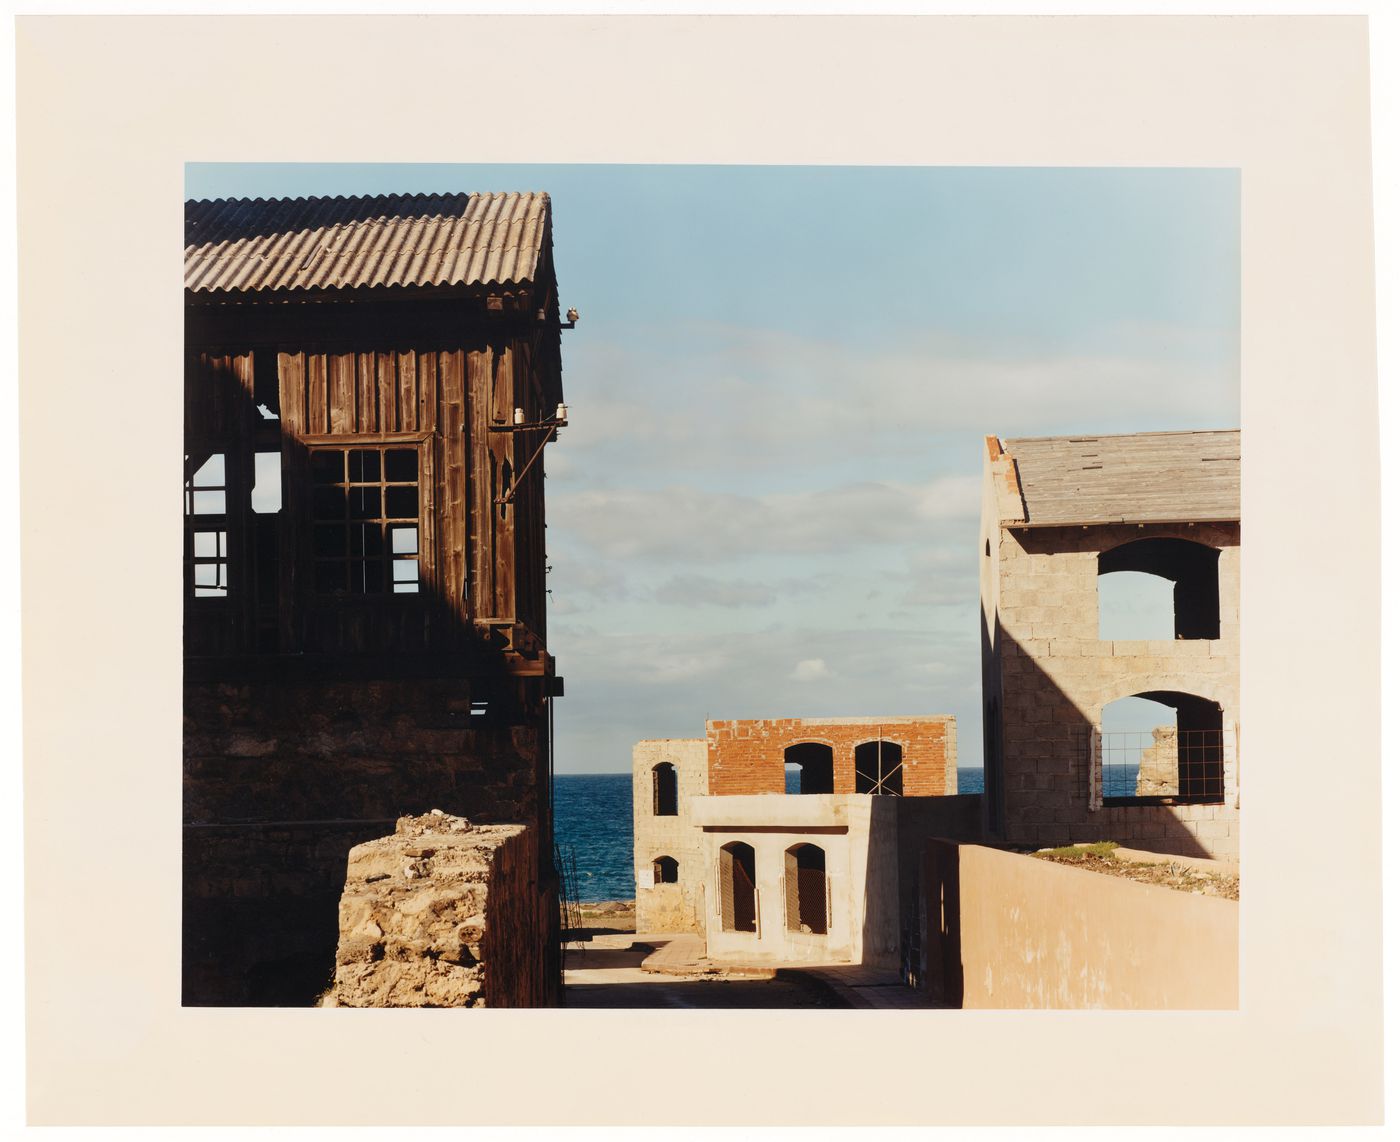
[706,717,957,797]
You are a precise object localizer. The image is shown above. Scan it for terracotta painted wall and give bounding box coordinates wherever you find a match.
[926,841,1237,1009]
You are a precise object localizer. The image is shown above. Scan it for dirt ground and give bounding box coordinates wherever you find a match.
[560,929,847,1008]
[1032,845,1239,901]
[569,900,636,931]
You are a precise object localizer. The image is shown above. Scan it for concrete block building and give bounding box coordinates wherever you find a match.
[631,739,709,933]
[632,716,978,972]
[979,430,1241,862]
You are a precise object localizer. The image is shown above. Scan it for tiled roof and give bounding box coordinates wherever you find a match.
[184,192,549,295]
[996,429,1240,526]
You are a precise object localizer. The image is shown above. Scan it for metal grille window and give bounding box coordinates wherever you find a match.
[310,445,421,596]
[718,842,757,933]
[854,740,903,796]
[185,452,228,598]
[1101,728,1225,803]
[784,844,829,935]
[1099,691,1225,806]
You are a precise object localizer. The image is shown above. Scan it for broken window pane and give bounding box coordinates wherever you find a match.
[191,454,224,487]
[193,530,225,558]
[191,489,225,515]
[251,451,283,514]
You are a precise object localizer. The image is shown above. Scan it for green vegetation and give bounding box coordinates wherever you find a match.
[1039,841,1119,860]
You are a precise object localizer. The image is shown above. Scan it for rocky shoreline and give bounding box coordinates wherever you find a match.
[569,899,636,931]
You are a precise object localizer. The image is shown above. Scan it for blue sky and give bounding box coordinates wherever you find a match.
[187,163,1240,773]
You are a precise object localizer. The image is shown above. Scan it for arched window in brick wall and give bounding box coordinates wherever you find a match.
[783,742,834,794]
[718,842,757,933]
[1098,538,1221,640]
[784,844,829,935]
[1099,691,1224,804]
[653,855,679,884]
[854,740,903,796]
[652,762,678,816]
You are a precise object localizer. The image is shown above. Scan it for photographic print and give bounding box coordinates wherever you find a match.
[182,163,1240,1011]
[21,14,1381,1127]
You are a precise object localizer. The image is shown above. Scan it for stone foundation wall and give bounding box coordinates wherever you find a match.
[183,675,552,1005]
[328,812,553,1007]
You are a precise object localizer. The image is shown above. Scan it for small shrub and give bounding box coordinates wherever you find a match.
[1039,841,1119,861]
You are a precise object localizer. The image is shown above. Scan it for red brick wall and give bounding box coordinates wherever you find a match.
[706,718,956,797]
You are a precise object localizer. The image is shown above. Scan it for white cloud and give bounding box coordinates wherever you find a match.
[554,323,1240,483]
[790,658,832,682]
[654,574,776,608]
[551,474,979,564]
[550,625,985,774]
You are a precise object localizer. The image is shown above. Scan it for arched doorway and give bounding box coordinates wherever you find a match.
[784,843,828,935]
[718,842,757,933]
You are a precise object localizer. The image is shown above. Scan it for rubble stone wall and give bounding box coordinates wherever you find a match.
[328,812,552,1007]
[183,675,552,1005]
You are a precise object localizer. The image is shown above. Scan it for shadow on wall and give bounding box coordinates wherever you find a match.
[924,841,963,1007]
[986,615,1223,861]
[183,347,557,1006]
[848,794,986,979]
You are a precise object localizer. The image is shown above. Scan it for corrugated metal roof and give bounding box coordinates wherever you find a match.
[185,192,549,295]
[999,429,1240,526]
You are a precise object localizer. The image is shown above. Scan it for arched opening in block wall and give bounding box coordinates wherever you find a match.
[718,842,757,933]
[1099,691,1224,804]
[652,763,678,816]
[784,843,829,935]
[654,855,679,884]
[1097,538,1221,640]
[784,742,834,794]
[854,740,903,796]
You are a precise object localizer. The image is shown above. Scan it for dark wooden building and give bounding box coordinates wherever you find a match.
[183,192,567,1004]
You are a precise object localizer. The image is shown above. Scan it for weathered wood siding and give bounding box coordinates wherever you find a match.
[184,331,552,660]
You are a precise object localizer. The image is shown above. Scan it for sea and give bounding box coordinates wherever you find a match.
[554,767,988,903]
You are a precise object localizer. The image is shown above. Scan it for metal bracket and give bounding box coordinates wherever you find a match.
[490,418,566,505]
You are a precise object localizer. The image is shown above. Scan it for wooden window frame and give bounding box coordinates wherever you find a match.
[184,451,232,601]
[302,432,431,602]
